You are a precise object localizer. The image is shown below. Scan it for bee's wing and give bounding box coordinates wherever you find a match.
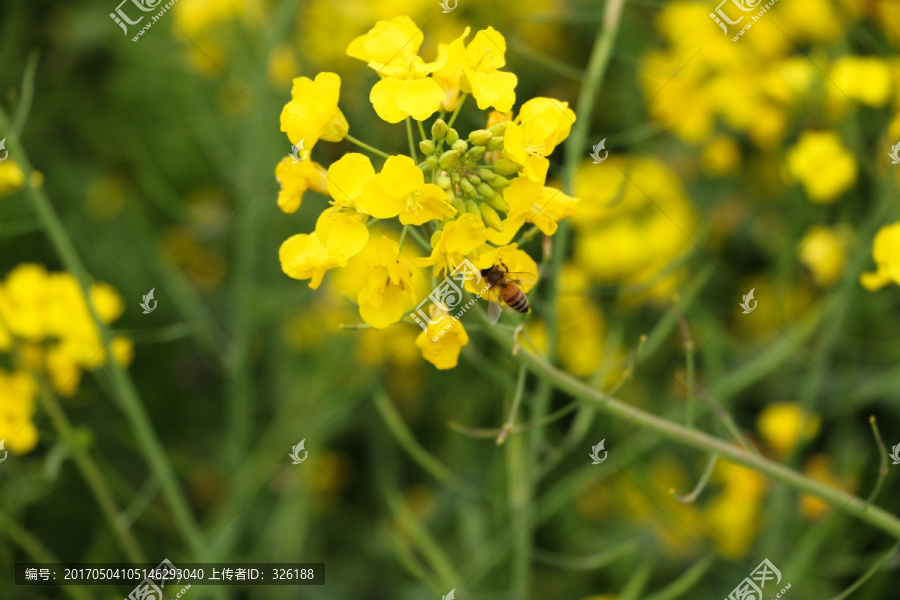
[506,271,539,289]
[487,300,503,324]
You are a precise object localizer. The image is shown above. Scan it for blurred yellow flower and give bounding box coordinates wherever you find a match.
[799,454,853,520]
[861,222,900,291]
[435,27,518,112]
[705,460,767,558]
[274,157,329,214]
[280,73,349,151]
[757,402,820,456]
[829,56,892,107]
[0,160,26,197]
[700,135,740,176]
[798,225,850,288]
[785,131,857,203]
[0,370,38,453]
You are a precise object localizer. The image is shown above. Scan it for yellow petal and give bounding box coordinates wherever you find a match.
[400,184,456,225]
[463,68,517,112]
[315,209,370,261]
[370,77,409,124]
[347,16,423,66]
[395,78,444,121]
[326,153,376,207]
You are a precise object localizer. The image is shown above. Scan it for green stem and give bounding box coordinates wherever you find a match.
[0,106,209,556]
[447,93,468,128]
[678,311,696,428]
[40,383,147,563]
[406,117,418,162]
[475,311,900,540]
[417,119,428,142]
[398,225,409,251]
[345,134,390,159]
[497,367,527,445]
[828,540,900,600]
[867,415,889,507]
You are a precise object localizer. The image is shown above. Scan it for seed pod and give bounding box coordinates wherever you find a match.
[476,182,495,200]
[459,178,476,196]
[487,122,510,136]
[432,119,448,140]
[466,146,486,161]
[452,139,468,153]
[445,128,460,145]
[451,196,467,215]
[437,175,452,189]
[478,168,496,181]
[493,158,522,176]
[439,149,461,169]
[488,174,512,189]
[479,203,504,231]
[465,200,481,217]
[486,137,504,151]
[425,156,439,170]
[419,139,436,155]
[468,129,493,145]
[483,191,510,213]
[469,175,482,186]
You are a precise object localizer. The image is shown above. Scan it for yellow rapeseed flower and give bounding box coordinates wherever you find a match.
[757,402,820,456]
[786,131,857,203]
[279,72,349,151]
[504,97,576,182]
[415,307,469,370]
[829,56,892,107]
[435,27,518,112]
[798,226,849,288]
[419,214,488,276]
[357,237,418,329]
[357,155,456,222]
[861,222,900,291]
[274,157,329,214]
[0,369,38,453]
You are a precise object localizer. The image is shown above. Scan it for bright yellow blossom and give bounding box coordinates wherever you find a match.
[419,214,488,276]
[786,131,857,203]
[0,370,38,453]
[357,237,418,328]
[829,56,892,107]
[347,16,424,66]
[757,402,820,456]
[798,226,849,288]
[0,160,26,197]
[504,97,576,182]
[280,73,349,151]
[860,221,900,291]
[435,27,518,112]
[415,307,469,370]
[274,157,329,214]
[357,155,456,222]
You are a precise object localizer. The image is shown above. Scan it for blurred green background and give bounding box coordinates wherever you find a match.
[2,0,900,599]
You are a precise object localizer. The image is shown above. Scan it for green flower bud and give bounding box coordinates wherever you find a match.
[437,175,452,189]
[465,200,481,217]
[476,182,495,200]
[419,139,435,155]
[452,139,468,153]
[459,178,476,196]
[486,137,504,151]
[452,197,467,215]
[468,129,493,145]
[439,149,461,169]
[445,128,460,145]
[479,203,504,231]
[493,158,522,176]
[478,168,496,181]
[469,175,482,185]
[487,122,510,136]
[451,172,460,182]
[483,191,510,213]
[488,174,512,189]
[432,119,448,140]
[426,156,439,170]
[466,145,486,161]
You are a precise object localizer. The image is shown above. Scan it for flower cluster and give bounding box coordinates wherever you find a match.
[0,264,132,454]
[275,17,578,369]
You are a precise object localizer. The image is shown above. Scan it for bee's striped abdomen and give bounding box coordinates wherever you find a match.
[501,285,530,313]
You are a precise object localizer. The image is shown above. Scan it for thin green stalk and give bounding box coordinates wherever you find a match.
[406,117,418,162]
[0,106,209,556]
[866,415,889,507]
[345,134,390,159]
[642,556,713,600]
[0,510,93,600]
[497,367,527,445]
[678,311,696,428]
[671,453,718,503]
[475,311,900,540]
[399,225,409,251]
[40,383,147,563]
[417,119,428,141]
[827,540,900,600]
[447,93,468,128]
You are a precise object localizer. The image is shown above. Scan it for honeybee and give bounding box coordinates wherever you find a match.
[480,261,537,324]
